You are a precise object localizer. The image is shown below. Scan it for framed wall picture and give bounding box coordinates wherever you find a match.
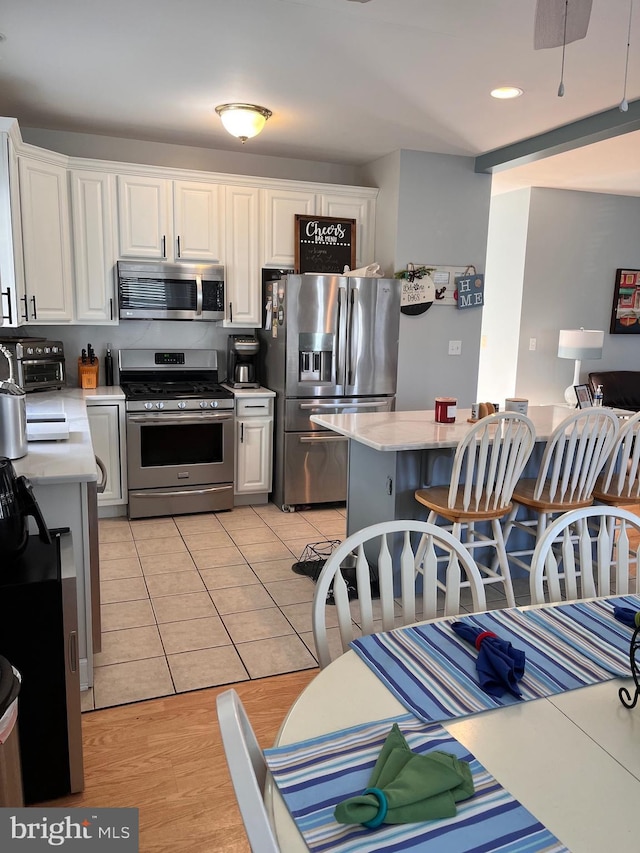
[610,268,640,334]
[574,384,593,408]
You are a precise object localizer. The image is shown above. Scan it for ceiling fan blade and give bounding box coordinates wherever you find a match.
[534,0,593,49]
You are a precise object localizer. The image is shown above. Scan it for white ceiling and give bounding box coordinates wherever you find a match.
[1,0,639,194]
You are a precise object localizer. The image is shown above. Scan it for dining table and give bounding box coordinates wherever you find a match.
[265,597,640,852]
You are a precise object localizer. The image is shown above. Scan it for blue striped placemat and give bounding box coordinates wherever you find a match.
[522,595,639,676]
[351,605,630,722]
[265,713,568,853]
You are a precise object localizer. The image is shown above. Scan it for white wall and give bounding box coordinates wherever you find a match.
[483,187,640,406]
[477,189,530,404]
[390,150,492,410]
[22,126,367,187]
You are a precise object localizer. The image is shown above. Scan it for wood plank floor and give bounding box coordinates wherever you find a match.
[38,669,319,852]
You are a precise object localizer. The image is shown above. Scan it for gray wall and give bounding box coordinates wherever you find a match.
[390,150,492,410]
[22,126,367,187]
[495,187,640,405]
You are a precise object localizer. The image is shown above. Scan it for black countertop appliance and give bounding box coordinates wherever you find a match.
[0,456,51,559]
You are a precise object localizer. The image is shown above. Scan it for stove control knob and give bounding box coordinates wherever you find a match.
[210,401,218,408]
[144,402,153,410]
[177,401,187,409]
[156,401,164,410]
[199,401,208,409]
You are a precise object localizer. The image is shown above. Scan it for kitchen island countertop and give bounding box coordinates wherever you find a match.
[310,405,581,452]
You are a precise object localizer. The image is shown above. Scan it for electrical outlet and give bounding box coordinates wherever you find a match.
[448,340,462,356]
[529,338,537,351]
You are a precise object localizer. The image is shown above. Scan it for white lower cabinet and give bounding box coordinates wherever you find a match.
[234,395,273,502]
[86,401,127,510]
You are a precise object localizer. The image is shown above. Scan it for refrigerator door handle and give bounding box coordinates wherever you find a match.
[299,401,388,410]
[299,434,347,443]
[347,287,358,386]
[337,286,347,386]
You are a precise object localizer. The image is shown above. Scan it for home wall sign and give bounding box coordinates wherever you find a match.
[294,214,356,274]
[455,266,485,309]
[610,268,640,334]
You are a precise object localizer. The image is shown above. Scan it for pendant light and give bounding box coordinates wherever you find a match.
[215,103,272,143]
[620,0,635,112]
[558,0,569,96]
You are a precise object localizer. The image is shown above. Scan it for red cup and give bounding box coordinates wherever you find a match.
[435,397,457,423]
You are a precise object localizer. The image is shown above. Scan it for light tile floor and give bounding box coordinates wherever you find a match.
[82,503,533,712]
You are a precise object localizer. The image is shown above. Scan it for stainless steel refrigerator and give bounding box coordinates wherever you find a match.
[258,272,401,511]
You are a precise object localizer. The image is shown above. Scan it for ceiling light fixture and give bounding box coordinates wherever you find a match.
[490,86,524,99]
[215,103,272,143]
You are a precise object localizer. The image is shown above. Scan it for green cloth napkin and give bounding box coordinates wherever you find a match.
[334,723,474,827]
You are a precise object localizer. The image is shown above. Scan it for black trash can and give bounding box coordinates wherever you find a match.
[0,655,23,807]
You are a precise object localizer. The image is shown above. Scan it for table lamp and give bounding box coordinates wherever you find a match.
[558,328,604,405]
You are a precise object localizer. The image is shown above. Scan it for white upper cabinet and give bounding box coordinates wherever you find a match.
[18,155,74,323]
[173,180,223,262]
[117,175,171,259]
[117,175,223,262]
[224,185,260,327]
[70,170,117,324]
[0,133,23,327]
[319,193,376,270]
[261,187,317,269]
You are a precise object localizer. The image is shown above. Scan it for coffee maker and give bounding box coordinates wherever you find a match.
[227,335,260,388]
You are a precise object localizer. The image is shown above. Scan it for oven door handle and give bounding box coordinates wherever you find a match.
[128,412,233,425]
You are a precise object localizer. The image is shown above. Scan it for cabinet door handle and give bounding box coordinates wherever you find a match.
[177,235,181,258]
[240,423,244,443]
[1,288,12,324]
[229,302,233,322]
[21,294,28,322]
[162,235,166,258]
[96,455,108,494]
[68,630,78,673]
[109,297,113,320]
[30,294,37,320]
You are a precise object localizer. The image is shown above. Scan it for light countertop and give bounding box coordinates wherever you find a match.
[310,405,589,452]
[11,389,112,484]
[221,384,275,397]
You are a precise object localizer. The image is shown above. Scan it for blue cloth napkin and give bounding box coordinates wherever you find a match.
[613,605,640,629]
[451,621,526,699]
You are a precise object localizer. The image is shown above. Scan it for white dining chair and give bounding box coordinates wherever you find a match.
[592,410,640,507]
[414,411,536,608]
[216,689,280,853]
[501,407,619,576]
[529,505,640,604]
[312,519,487,669]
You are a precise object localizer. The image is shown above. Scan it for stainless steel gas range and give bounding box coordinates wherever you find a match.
[119,349,235,519]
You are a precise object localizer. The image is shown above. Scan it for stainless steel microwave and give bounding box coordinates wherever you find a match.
[117,260,225,321]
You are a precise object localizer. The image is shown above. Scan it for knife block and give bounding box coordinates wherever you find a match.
[78,358,99,389]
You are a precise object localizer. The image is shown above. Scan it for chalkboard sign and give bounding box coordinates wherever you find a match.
[294,214,356,274]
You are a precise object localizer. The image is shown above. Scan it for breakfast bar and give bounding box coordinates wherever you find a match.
[310,405,578,537]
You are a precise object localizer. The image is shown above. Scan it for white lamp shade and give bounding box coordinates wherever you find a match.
[557,328,604,360]
[215,103,272,141]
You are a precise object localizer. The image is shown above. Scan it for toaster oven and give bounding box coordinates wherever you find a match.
[0,337,66,392]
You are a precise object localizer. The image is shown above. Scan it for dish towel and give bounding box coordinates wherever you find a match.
[613,604,640,629]
[334,722,474,827]
[343,263,384,277]
[451,621,526,699]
